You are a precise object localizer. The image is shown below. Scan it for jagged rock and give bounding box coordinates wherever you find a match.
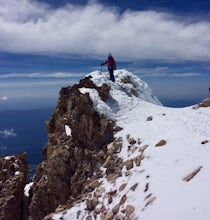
[119,183,127,192]
[120,194,127,205]
[0,152,28,220]
[29,76,115,220]
[140,144,149,152]
[130,183,139,191]
[112,203,120,214]
[114,215,123,220]
[183,166,202,182]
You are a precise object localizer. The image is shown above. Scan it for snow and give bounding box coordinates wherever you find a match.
[52,69,210,220]
[15,171,20,176]
[24,182,33,197]
[65,125,71,136]
[4,156,11,160]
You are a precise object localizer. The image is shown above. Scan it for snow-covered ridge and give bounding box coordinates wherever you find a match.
[52,70,210,220]
[88,69,161,105]
[79,69,161,119]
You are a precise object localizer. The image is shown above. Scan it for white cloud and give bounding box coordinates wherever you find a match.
[0,0,210,61]
[0,129,17,138]
[140,71,208,78]
[0,72,85,78]
[0,96,8,100]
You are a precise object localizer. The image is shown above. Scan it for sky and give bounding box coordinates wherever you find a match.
[0,0,210,109]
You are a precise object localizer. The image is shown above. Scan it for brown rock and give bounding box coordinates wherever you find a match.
[125,205,135,216]
[193,98,210,109]
[134,155,141,166]
[155,140,166,147]
[125,159,134,170]
[124,171,132,176]
[146,116,153,121]
[128,138,136,145]
[98,83,110,101]
[106,211,114,220]
[113,125,123,133]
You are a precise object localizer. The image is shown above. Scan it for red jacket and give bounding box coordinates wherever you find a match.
[102,56,116,70]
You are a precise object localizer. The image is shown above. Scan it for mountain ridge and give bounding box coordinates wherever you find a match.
[48,69,210,220]
[2,69,209,220]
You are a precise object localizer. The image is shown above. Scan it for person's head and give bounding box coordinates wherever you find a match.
[108,52,112,57]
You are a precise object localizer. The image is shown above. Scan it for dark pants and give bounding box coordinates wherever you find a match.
[108,68,115,82]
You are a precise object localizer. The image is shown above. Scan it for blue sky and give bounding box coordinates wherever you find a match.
[0,0,210,109]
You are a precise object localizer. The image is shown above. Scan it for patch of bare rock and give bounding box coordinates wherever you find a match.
[0,152,28,220]
[192,98,210,109]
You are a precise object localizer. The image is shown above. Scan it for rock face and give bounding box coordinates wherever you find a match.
[0,152,28,220]
[29,76,115,220]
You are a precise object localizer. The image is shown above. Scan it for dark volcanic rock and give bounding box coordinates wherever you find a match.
[29,76,115,220]
[0,152,28,220]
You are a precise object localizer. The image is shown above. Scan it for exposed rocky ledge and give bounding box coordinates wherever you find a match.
[29,76,116,220]
[0,152,28,220]
[192,98,210,109]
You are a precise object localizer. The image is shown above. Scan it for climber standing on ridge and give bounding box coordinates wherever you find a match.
[101,52,116,82]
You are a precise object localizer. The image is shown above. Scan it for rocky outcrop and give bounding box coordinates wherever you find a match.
[193,98,210,109]
[0,152,28,220]
[29,76,115,220]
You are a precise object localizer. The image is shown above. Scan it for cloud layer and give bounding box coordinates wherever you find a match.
[0,0,210,61]
[0,129,17,138]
